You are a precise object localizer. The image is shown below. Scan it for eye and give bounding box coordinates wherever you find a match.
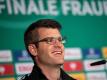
[34,36,66,45]
[47,37,54,43]
[58,37,62,42]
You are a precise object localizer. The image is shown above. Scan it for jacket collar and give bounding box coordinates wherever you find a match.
[29,64,47,80]
[28,64,76,80]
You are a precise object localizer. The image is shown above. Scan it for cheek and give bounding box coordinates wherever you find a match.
[37,44,51,56]
[60,44,65,51]
[37,45,52,62]
[62,44,64,49]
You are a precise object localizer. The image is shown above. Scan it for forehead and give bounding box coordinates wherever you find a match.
[37,27,61,38]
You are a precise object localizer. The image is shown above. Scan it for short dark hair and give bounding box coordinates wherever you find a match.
[24,19,62,61]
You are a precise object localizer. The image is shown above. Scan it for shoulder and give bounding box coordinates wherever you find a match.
[61,69,76,80]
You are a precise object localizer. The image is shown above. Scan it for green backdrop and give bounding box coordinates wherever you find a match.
[0,0,107,80]
[0,0,107,49]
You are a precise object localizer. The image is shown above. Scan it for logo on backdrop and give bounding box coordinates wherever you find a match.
[102,47,107,58]
[64,60,83,72]
[82,48,102,59]
[64,48,82,60]
[84,60,105,71]
[0,64,14,76]
[13,50,32,62]
[69,73,86,80]
[0,77,15,80]
[0,50,12,62]
[15,63,34,75]
[86,72,107,80]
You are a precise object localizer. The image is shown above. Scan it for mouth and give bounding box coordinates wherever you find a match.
[52,51,62,55]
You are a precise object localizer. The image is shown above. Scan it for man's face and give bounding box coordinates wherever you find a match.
[35,27,64,66]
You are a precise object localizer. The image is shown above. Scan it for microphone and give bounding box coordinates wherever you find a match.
[90,60,107,66]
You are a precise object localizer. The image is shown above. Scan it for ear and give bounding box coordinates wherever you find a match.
[28,44,38,56]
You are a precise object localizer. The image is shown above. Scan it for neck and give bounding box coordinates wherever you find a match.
[38,63,61,80]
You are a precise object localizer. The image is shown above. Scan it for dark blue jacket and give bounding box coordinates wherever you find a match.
[21,64,76,80]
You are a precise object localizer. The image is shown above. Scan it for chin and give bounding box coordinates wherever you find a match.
[57,61,64,66]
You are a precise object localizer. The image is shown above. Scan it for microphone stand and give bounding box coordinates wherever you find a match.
[90,59,107,79]
[90,60,107,66]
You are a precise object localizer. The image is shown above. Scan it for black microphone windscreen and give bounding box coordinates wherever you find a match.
[90,60,106,66]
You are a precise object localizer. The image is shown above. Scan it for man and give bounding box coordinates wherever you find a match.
[22,19,76,80]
